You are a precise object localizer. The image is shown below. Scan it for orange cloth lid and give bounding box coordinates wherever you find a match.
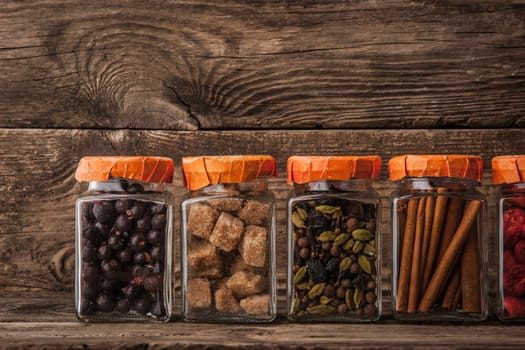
[492,156,525,184]
[287,156,381,184]
[388,155,483,182]
[181,155,277,190]
[75,156,174,184]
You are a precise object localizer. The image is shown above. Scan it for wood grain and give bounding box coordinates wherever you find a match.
[1,0,525,129]
[2,321,525,349]
[0,128,518,321]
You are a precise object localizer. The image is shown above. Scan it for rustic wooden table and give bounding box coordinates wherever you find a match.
[1,1,525,349]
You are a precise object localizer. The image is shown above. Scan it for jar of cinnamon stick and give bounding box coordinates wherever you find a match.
[287,156,382,322]
[492,156,525,321]
[389,155,487,321]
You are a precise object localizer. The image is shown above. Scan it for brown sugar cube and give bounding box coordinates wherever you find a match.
[187,203,219,239]
[187,278,212,310]
[227,255,251,275]
[215,288,242,313]
[207,198,242,212]
[240,294,271,315]
[209,212,245,252]
[226,270,265,298]
[239,225,268,268]
[237,200,270,226]
[188,240,223,279]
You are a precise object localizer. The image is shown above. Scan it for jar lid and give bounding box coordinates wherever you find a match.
[287,156,382,184]
[388,154,483,182]
[75,156,174,184]
[492,156,525,184]
[181,155,277,190]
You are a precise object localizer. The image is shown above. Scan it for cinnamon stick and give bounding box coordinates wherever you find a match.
[452,285,462,310]
[437,197,465,261]
[421,188,448,291]
[396,198,419,313]
[417,200,482,313]
[397,200,408,247]
[420,196,435,279]
[442,269,461,310]
[461,224,482,313]
[407,197,427,313]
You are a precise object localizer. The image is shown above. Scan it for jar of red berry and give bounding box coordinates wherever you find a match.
[75,156,174,322]
[180,155,277,322]
[493,156,525,321]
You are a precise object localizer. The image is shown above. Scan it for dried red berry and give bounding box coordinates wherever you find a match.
[516,241,525,264]
[503,208,525,249]
[504,263,525,296]
[504,296,525,319]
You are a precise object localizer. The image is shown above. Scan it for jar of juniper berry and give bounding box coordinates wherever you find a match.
[389,154,487,322]
[180,155,277,323]
[75,156,174,322]
[492,156,525,321]
[286,156,382,322]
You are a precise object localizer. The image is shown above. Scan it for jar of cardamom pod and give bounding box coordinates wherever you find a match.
[389,154,487,321]
[287,156,382,322]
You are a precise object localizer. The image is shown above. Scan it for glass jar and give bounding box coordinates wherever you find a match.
[493,156,525,321]
[180,155,277,322]
[286,156,382,322]
[75,156,174,322]
[389,155,487,321]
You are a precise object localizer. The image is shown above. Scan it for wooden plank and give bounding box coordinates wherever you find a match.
[1,321,525,349]
[0,128,520,321]
[1,1,524,129]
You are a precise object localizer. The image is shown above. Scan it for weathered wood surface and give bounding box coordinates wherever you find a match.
[0,128,520,322]
[2,322,525,349]
[1,0,525,129]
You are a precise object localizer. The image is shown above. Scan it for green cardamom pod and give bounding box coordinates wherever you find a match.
[293,265,308,285]
[352,229,373,241]
[331,209,343,219]
[292,212,306,228]
[315,205,341,215]
[363,243,376,255]
[345,289,354,310]
[307,283,326,299]
[291,296,300,314]
[352,240,364,253]
[307,305,337,315]
[320,296,333,305]
[296,282,311,290]
[354,288,364,308]
[369,239,376,247]
[358,255,372,274]
[296,207,308,221]
[339,257,352,271]
[343,238,355,251]
[333,233,350,246]
[318,231,337,242]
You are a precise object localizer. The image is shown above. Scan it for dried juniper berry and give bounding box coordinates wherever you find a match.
[135,216,151,233]
[116,298,132,313]
[117,246,132,263]
[149,203,166,215]
[96,293,116,313]
[97,243,113,261]
[128,203,146,219]
[107,234,126,251]
[146,230,162,245]
[150,246,163,262]
[151,213,166,230]
[93,201,116,223]
[82,264,100,284]
[143,274,162,293]
[129,233,147,253]
[133,252,150,265]
[101,259,121,280]
[122,283,142,300]
[127,183,144,194]
[115,214,132,233]
[115,199,133,214]
[134,293,154,315]
[82,245,98,263]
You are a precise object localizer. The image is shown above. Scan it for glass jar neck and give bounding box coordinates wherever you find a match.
[396,177,479,192]
[293,180,372,194]
[192,179,268,196]
[500,183,525,195]
[87,179,165,192]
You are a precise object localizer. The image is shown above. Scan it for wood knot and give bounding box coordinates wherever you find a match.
[50,246,75,289]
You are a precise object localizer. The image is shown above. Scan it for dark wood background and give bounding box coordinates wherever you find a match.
[1,0,525,349]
